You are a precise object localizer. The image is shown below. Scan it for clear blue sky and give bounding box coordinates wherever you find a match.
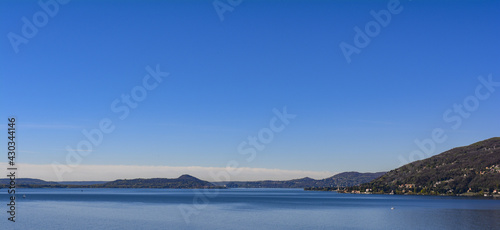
[1,0,499,180]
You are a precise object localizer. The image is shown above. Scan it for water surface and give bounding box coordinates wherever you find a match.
[1,188,499,229]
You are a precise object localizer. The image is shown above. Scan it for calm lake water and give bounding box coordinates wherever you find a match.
[1,188,499,229]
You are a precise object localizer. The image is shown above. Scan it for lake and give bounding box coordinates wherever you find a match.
[1,188,499,229]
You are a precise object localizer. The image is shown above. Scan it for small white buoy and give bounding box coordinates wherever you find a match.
[391,207,395,210]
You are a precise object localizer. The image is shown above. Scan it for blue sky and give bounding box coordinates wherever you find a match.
[1,0,499,181]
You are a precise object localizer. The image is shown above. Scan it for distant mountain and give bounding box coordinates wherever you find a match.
[343,137,500,196]
[222,177,317,188]
[221,172,385,188]
[1,172,386,189]
[57,181,108,185]
[0,178,57,186]
[99,174,219,188]
[0,179,107,188]
[0,175,220,189]
[323,172,387,187]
